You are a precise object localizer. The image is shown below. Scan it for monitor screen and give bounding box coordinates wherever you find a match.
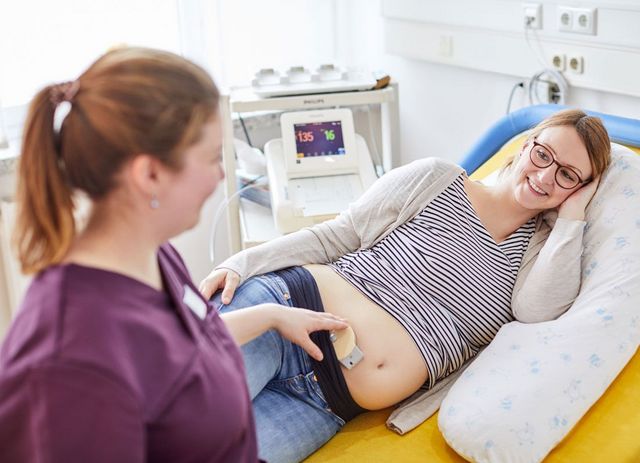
[293,121,345,158]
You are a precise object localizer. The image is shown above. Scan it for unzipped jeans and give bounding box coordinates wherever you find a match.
[213,272,345,463]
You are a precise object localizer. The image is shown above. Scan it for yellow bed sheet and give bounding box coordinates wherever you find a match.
[305,141,640,462]
[306,350,640,462]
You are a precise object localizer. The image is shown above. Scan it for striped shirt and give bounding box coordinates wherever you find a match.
[330,174,536,388]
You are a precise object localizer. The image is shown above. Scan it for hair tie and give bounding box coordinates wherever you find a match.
[51,80,80,135]
[50,80,80,106]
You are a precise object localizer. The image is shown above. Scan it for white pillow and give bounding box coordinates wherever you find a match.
[438,144,640,463]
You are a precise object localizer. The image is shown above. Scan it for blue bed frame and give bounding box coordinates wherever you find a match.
[459,104,640,174]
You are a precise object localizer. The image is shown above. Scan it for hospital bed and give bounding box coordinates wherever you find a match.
[305,105,640,463]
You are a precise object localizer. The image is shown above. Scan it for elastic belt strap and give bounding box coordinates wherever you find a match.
[274,267,367,422]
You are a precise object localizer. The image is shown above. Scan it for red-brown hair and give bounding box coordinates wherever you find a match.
[15,47,220,274]
[503,109,611,177]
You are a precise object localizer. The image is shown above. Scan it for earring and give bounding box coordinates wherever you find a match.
[150,194,160,209]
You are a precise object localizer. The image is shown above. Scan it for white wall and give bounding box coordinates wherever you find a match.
[0,0,343,297]
[2,0,640,332]
[338,0,640,166]
[382,0,640,98]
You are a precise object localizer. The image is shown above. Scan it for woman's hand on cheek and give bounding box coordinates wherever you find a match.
[271,305,349,361]
[557,176,600,221]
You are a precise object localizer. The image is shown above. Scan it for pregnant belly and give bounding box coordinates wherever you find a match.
[304,264,429,410]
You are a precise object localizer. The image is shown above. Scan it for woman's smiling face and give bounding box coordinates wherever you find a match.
[510,125,593,212]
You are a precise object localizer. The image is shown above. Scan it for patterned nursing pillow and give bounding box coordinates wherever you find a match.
[438,144,640,463]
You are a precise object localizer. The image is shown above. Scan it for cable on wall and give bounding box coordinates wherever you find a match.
[208,176,264,263]
[506,81,526,115]
[527,68,569,105]
[520,15,570,107]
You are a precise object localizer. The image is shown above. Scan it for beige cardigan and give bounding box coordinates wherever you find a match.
[216,157,585,434]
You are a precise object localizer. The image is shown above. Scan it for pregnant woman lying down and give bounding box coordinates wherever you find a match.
[200,109,611,463]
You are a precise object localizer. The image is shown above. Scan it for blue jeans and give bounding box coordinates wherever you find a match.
[213,273,345,463]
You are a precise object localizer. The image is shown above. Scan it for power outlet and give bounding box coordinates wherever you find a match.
[547,82,562,104]
[568,55,584,74]
[551,53,567,71]
[574,8,597,35]
[523,3,543,29]
[557,7,573,32]
[557,6,597,35]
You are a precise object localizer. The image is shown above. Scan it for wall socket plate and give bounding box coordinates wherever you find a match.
[557,6,597,35]
[558,6,573,31]
[574,7,597,35]
[551,53,567,71]
[438,35,453,57]
[523,3,543,29]
[568,55,584,74]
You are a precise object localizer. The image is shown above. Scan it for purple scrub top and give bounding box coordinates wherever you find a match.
[0,244,261,462]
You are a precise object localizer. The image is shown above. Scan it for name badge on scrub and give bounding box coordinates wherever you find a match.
[183,285,208,320]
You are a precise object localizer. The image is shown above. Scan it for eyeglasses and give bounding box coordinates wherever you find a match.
[528,139,589,189]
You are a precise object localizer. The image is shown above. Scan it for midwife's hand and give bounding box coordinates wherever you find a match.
[199,268,240,303]
[557,176,600,221]
[272,306,349,361]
